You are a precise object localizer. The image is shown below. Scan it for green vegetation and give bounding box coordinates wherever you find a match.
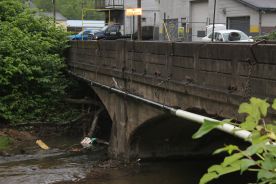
[0,136,12,150]
[0,0,80,124]
[255,31,276,41]
[32,0,104,20]
[193,97,276,184]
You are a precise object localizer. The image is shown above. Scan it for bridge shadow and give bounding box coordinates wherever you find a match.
[128,111,249,160]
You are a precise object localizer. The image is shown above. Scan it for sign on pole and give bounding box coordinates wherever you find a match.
[125,8,142,16]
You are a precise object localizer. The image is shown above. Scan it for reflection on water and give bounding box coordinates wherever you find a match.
[0,136,255,184]
[60,159,255,184]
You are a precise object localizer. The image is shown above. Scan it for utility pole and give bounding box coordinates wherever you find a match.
[52,0,56,24]
[211,0,217,42]
[137,0,142,40]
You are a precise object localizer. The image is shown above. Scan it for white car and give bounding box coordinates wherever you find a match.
[202,29,254,42]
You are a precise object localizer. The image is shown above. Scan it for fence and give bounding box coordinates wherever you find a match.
[159,19,209,42]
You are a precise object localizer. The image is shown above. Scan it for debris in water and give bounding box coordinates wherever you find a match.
[80,137,94,148]
[36,139,49,150]
[81,137,109,148]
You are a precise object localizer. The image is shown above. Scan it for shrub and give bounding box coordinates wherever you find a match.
[193,97,276,184]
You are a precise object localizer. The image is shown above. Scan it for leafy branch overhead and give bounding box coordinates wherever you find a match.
[193,97,276,184]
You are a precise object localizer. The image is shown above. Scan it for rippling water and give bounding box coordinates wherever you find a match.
[0,136,255,184]
[0,136,106,184]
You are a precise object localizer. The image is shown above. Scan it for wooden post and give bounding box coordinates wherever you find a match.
[87,108,104,137]
[53,0,56,24]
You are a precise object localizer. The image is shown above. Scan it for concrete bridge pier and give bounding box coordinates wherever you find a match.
[92,87,163,159]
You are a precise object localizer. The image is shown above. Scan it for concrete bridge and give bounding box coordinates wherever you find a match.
[66,40,276,160]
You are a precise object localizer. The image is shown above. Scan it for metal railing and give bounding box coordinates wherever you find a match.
[95,0,124,9]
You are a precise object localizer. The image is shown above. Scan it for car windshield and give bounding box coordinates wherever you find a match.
[222,31,249,41]
[77,30,93,35]
[100,25,109,32]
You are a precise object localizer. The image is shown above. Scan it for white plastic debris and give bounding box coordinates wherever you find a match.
[80,137,92,148]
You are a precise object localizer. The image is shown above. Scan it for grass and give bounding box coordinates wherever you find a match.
[0,136,11,150]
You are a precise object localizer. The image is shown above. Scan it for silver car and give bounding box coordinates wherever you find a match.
[202,29,254,42]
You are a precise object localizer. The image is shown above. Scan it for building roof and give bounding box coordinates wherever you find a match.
[66,20,105,30]
[237,0,276,12]
[42,12,67,21]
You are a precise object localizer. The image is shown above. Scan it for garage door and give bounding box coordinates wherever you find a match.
[191,0,208,41]
[227,16,250,35]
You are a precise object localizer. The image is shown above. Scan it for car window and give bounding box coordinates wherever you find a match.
[216,33,223,42]
[223,32,241,41]
[239,32,249,40]
[100,26,108,32]
[208,33,213,39]
[83,30,92,36]
[214,32,222,42]
[107,26,119,33]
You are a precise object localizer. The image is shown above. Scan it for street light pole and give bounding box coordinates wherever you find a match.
[137,0,142,40]
[211,0,216,42]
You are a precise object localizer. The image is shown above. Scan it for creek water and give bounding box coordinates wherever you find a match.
[0,135,255,184]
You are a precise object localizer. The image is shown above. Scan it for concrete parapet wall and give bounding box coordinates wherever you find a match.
[67,40,276,107]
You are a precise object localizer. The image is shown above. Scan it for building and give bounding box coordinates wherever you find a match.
[124,0,160,37]
[95,0,125,25]
[94,0,276,41]
[41,12,68,28]
[159,0,276,41]
[66,20,105,33]
[94,0,160,39]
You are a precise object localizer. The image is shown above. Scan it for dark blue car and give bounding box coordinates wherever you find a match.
[69,29,94,40]
[88,24,123,40]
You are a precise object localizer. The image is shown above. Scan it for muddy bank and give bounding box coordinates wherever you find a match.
[0,129,37,156]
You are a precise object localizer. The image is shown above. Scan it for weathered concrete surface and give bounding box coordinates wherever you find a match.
[66,40,276,159]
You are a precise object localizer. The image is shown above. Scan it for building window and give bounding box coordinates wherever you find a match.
[142,17,146,22]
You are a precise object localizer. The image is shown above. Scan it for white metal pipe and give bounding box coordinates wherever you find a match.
[175,110,252,140]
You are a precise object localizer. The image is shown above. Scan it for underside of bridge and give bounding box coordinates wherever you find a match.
[77,81,113,142]
[129,113,248,160]
[81,81,248,160]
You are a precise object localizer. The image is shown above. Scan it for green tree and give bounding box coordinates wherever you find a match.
[0,0,73,124]
[32,0,104,20]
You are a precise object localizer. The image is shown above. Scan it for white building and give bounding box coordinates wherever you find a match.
[124,0,160,36]
[159,0,276,41]
[95,0,276,41]
[95,0,161,39]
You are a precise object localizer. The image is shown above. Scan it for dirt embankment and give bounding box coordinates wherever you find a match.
[0,128,37,156]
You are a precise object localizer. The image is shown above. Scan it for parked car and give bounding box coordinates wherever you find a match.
[202,30,254,42]
[69,29,95,40]
[88,24,125,40]
[206,24,226,36]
